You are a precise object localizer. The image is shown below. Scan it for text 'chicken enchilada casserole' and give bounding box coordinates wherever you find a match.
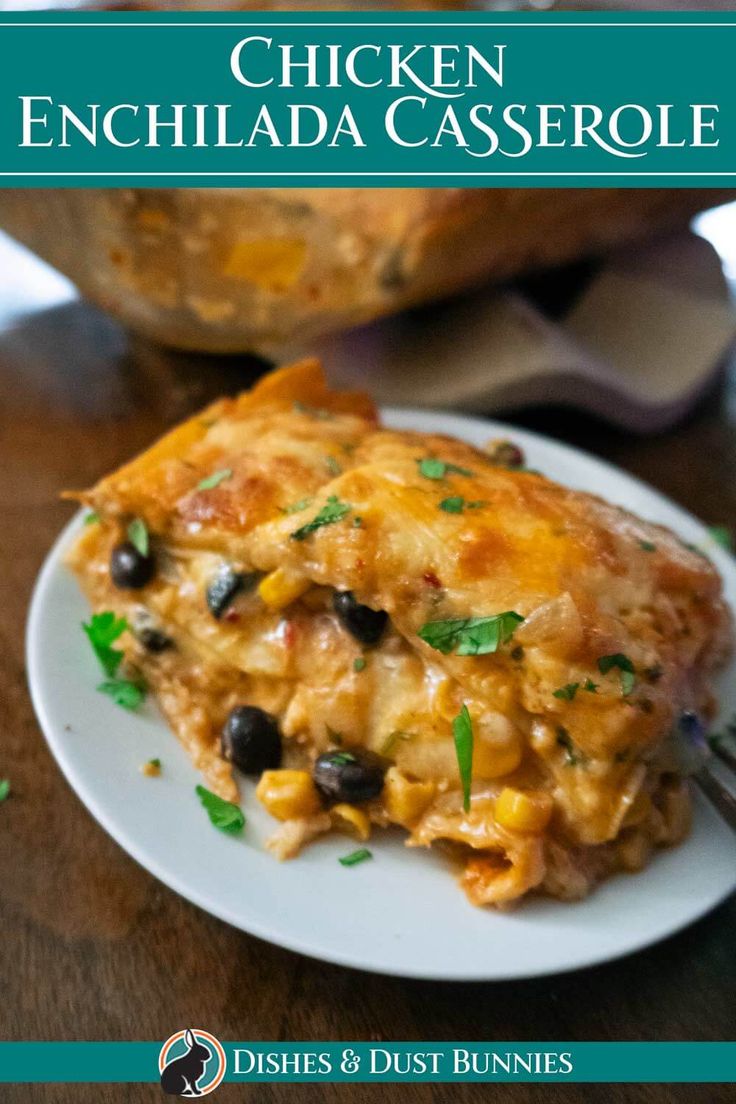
[66,360,732,908]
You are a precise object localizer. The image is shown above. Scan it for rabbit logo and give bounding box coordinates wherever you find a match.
[159,1029,226,1097]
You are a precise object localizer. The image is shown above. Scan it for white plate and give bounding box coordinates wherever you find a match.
[26,409,736,981]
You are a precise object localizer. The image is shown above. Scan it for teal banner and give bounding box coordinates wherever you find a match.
[0,10,735,186]
[0,1042,735,1083]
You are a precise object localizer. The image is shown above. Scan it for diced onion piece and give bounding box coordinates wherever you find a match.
[515,592,582,653]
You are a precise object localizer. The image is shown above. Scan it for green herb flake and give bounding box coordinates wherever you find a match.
[97,677,146,711]
[598,653,636,696]
[452,705,474,812]
[339,848,373,867]
[0,779,10,803]
[638,540,657,552]
[708,525,733,552]
[439,496,465,514]
[419,611,524,656]
[353,657,366,673]
[197,468,233,492]
[325,456,342,476]
[281,497,313,516]
[127,517,149,557]
[331,752,357,766]
[553,682,579,702]
[82,611,128,679]
[417,458,474,481]
[195,785,245,834]
[556,726,583,766]
[380,730,413,756]
[148,758,161,769]
[353,516,363,528]
[583,679,599,693]
[620,670,636,697]
[290,495,351,541]
[84,511,100,526]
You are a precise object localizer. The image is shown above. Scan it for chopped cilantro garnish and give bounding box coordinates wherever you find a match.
[82,611,128,678]
[708,525,733,551]
[583,678,599,693]
[556,726,583,766]
[98,677,146,711]
[281,497,313,516]
[290,495,351,541]
[197,468,232,491]
[638,540,657,552]
[0,779,9,803]
[84,511,100,526]
[452,704,474,813]
[553,683,579,702]
[417,458,474,481]
[353,516,363,528]
[325,456,342,476]
[353,657,366,672]
[148,758,161,769]
[339,848,372,867]
[598,653,636,696]
[195,785,245,834]
[418,611,524,656]
[127,517,149,557]
[380,730,413,756]
[330,752,357,766]
[438,498,488,515]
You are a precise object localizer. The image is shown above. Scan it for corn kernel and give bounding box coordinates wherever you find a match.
[383,766,436,827]
[223,238,307,291]
[331,803,371,841]
[256,770,322,821]
[472,729,523,780]
[258,567,310,610]
[494,787,554,833]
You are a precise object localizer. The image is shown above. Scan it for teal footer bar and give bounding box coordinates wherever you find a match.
[0,1042,734,1084]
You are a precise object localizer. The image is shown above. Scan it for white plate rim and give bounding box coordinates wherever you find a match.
[26,408,736,981]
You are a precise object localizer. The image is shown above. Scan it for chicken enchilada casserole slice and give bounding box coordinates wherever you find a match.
[66,360,732,907]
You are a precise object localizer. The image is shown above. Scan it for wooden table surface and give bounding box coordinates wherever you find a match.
[1,231,734,1104]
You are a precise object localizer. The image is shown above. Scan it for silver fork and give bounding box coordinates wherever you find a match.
[680,712,736,830]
